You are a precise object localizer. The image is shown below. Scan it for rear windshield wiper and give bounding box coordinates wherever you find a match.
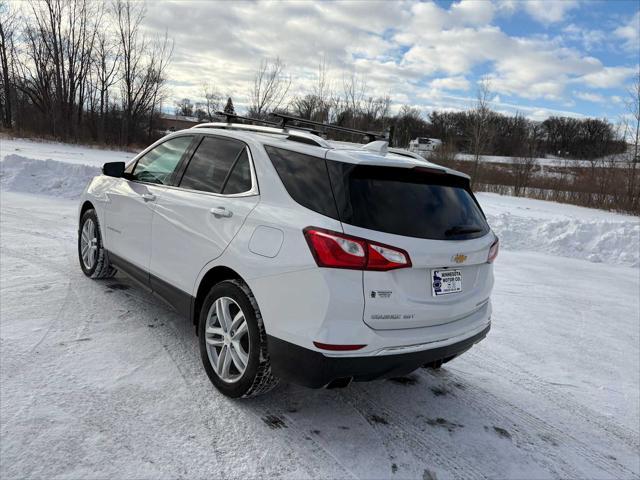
[445,225,484,237]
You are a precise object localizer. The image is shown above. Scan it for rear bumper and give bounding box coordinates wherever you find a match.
[267,324,490,388]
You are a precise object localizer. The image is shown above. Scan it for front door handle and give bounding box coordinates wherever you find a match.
[141,193,156,202]
[210,206,233,218]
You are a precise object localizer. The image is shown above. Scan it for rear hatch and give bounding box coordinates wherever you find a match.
[326,159,495,330]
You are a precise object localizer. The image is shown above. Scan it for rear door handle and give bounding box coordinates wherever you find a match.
[210,206,233,218]
[141,193,156,202]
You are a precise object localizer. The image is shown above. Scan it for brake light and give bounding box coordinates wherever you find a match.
[303,227,411,271]
[487,238,499,263]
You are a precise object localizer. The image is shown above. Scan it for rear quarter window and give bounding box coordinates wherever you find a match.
[264,146,338,219]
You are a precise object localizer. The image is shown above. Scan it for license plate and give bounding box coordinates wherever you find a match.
[432,269,462,296]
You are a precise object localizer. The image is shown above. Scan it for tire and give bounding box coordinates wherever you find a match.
[198,279,278,398]
[78,209,116,279]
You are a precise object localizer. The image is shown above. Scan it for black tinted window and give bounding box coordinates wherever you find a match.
[222,150,252,194]
[180,137,245,193]
[132,136,193,184]
[265,146,338,219]
[327,163,489,240]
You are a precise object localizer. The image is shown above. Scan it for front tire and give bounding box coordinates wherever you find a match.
[78,209,116,279]
[198,280,278,398]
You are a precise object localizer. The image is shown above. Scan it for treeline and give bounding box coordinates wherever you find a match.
[0,0,172,146]
[428,111,626,160]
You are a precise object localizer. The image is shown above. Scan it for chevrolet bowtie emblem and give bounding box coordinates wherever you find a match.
[453,254,467,264]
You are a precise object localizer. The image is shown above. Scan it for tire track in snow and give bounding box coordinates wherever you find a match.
[114,288,355,480]
[339,388,488,480]
[421,366,637,479]
[466,350,640,452]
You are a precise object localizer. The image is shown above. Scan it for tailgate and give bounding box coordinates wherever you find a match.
[345,226,495,330]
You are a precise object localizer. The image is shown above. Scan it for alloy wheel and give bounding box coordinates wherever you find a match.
[204,296,250,383]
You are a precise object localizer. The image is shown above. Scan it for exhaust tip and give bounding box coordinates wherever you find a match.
[325,377,353,389]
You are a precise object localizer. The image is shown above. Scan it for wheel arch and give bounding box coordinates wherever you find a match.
[192,265,245,331]
[79,200,95,225]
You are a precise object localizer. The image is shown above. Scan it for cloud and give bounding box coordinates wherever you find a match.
[138,0,631,119]
[579,66,636,88]
[429,76,470,91]
[523,0,579,25]
[574,91,606,103]
[614,10,640,52]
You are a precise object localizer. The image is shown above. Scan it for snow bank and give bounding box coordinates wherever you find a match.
[1,136,134,167]
[0,154,100,199]
[479,193,640,267]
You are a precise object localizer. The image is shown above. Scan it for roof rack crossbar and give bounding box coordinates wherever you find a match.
[215,111,281,127]
[269,112,386,141]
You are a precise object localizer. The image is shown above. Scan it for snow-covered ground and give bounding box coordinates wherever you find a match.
[1,138,639,479]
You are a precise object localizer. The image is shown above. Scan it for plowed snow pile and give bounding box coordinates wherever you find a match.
[0,154,100,199]
[478,193,639,268]
[1,138,638,267]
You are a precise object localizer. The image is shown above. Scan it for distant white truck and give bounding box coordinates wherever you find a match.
[409,137,442,158]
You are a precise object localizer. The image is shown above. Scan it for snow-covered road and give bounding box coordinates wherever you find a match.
[1,190,638,479]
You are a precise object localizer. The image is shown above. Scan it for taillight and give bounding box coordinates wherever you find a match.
[487,237,499,263]
[303,227,411,271]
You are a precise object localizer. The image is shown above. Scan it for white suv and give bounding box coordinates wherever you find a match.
[77,120,498,398]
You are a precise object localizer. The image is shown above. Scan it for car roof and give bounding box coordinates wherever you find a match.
[178,124,469,180]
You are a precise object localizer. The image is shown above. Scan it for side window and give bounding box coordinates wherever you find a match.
[132,136,193,185]
[264,146,339,219]
[222,150,252,194]
[179,137,251,194]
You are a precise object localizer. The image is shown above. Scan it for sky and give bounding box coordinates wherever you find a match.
[142,0,640,121]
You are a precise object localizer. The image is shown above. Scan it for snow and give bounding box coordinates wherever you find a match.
[1,139,639,479]
[0,136,134,167]
[455,152,628,168]
[479,193,640,268]
[1,155,101,199]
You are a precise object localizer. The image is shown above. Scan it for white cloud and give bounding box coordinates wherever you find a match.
[574,91,606,103]
[614,10,640,52]
[523,0,579,25]
[579,66,636,88]
[137,0,630,118]
[563,23,606,51]
[429,76,470,91]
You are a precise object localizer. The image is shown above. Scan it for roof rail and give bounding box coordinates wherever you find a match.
[270,112,386,142]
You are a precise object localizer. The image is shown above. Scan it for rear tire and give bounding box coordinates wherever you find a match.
[198,279,278,398]
[78,209,116,279]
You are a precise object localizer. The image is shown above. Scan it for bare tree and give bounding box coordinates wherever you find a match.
[92,24,120,140]
[248,57,291,118]
[115,0,173,143]
[512,116,541,197]
[17,0,102,138]
[0,0,17,128]
[199,83,221,121]
[467,77,495,188]
[623,70,640,211]
[342,70,366,126]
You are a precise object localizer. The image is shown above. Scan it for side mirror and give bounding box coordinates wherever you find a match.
[103,161,125,178]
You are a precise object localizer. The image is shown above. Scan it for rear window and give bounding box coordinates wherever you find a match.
[327,163,489,240]
[265,146,489,240]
